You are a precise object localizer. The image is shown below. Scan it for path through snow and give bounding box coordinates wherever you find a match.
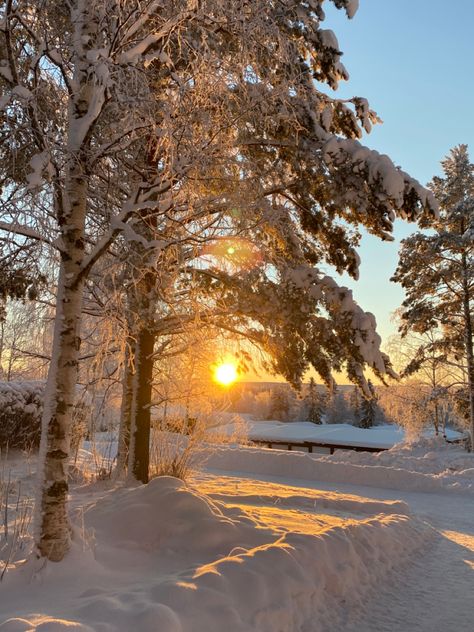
[200,469,474,632]
[342,530,474,632]
[338,490,474,632]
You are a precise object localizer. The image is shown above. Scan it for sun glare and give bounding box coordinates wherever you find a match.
[214,362,238,386]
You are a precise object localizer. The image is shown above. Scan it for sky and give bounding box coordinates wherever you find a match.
[323,0,474,346]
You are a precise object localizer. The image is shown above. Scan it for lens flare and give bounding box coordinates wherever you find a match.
[214,362,238,386]
[202,238,262,272]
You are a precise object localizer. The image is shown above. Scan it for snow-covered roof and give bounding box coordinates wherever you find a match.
[220,420,465,450]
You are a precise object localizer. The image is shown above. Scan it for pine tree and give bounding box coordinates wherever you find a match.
[1,0,437,559]
[326,388,349,424]
[393,145,474,448]
[268,386,291,421]
[349,386,362,426]
[359,380,377,428]
[303,377,325,424]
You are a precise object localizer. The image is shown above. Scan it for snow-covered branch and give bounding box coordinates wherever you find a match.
[0,221,57,249]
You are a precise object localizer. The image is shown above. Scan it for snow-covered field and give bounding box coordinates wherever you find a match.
[1,435,473,631]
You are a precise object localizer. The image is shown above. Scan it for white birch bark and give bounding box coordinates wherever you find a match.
[35,1,96,561]
[36,265,85,560]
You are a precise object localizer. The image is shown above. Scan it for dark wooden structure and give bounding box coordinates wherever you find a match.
[249,438,387,455]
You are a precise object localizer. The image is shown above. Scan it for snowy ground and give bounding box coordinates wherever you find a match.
[197,473,474,632]
[204,436,474,494]
[0,436,473,631]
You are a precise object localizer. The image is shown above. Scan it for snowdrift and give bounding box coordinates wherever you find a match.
[204,437,474,495]
[322,436,474,474]
[0,476,430,632]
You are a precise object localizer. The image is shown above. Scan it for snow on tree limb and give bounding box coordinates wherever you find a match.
[322,137,439,226]
[0,0,439,559]
[393,144,474,447]
[0,220,58,250]
[117,11,193,65]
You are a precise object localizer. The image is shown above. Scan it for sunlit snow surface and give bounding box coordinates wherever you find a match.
[1,436,474,631]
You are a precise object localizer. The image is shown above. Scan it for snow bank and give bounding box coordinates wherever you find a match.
[195,476,410,519]
[85,476,253,563]
[0,476,430,632]
[322,436,474,476]
[204,440,474,495]
[0,620,94,631]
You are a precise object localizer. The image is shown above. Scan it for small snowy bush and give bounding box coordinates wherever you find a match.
[0,381,43,449]
[0,381,89,451]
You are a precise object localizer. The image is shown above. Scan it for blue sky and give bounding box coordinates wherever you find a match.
[324,0,474,345]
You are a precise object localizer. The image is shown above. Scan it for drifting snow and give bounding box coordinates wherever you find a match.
[2,433,474,631]
[0,475,429,632]
[204,439,474,495]
[323,436,474,476]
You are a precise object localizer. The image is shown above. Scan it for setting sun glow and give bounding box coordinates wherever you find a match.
[214,362,238,386]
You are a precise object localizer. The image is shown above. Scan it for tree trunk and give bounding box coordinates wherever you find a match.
[0,320,4,378]
[123,218,158,482]
[461,253,474,450]
[6,345,13,381]
[432,365,439,436]
[35,2,99,560]
[36,248,85,561]
[115,338,135,477]
[433,402,439,436]
[129,327,156,483]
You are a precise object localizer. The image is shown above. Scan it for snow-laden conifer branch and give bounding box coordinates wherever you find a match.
[393,145,474,447]
[0,0,441,559]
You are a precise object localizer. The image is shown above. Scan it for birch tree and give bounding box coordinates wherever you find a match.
[1,0,438,560]
[386,328,458,436]
[0,0,240,560]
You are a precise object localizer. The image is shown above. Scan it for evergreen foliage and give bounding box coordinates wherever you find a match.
[393,145,474,447]
[349,386,362,426]
[0,253,45,322]
[0,381,89,451]
[326,388,349,424]
[268,386,291,421]
[303,377,326,424]
[359,380,377,429]
[0,381,43,449]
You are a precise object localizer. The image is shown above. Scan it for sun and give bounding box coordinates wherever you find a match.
[214,362,238,386]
